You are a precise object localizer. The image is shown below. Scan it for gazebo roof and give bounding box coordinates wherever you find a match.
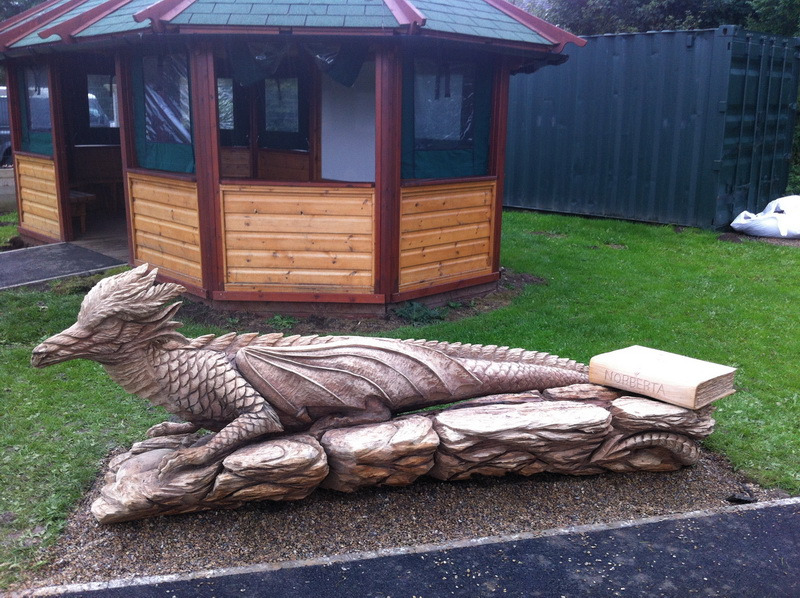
[0,0,584,55]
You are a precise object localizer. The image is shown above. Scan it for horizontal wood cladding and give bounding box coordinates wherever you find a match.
[16,154,61,239]
[399,180,496,292]
[221,185,375,294]
[128,173,202,286]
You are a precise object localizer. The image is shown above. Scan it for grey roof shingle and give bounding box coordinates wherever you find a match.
[2,0,557,49]
[173,0,399,28]
[413,0,551,46]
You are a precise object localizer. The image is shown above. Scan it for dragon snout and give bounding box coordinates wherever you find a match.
[31,325,87,367]
[31,340,69,367]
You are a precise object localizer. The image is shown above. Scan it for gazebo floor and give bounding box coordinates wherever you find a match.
[71,214,129,262]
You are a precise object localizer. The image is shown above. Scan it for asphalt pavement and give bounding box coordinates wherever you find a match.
[0,243,122,289]
[25,497,800,598]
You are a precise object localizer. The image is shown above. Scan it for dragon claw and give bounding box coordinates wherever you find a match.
[147,422,171,438]
[147,421,200,438]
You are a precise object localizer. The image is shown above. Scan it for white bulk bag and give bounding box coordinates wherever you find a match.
[730,196,800,238]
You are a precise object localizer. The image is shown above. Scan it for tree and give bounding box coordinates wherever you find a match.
[516,0,800,37]
[747,0,800,37]
[514,0,754,36]
[0,0,47,23]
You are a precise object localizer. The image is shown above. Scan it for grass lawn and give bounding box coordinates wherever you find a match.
[1,210,799,588]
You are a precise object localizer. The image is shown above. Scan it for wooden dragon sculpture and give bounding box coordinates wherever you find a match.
[31,265,590,476]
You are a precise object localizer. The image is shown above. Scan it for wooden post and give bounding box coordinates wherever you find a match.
[248,83,259,179]
[49,58,73,241]
[374,42,402,300]
[488,55,510,273]
[115,51,137,265]
[5,62,24,219]
[189,43,223,295]
[308,60,322,182]
[5,63,23,152]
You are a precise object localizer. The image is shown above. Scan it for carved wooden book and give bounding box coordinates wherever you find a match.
[588,345,736,409]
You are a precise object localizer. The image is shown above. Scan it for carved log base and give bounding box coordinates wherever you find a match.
[92,385,715,523]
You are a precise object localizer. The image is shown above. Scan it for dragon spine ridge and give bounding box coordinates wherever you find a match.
[186,333,589,374]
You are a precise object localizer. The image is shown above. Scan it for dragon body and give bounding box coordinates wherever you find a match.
[31,265,589,474]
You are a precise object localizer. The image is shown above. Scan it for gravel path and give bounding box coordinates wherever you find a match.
[14,449,788,592]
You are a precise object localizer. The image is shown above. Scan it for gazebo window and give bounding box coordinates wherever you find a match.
[265,77,299,133]
[60,61,119,146]
[132,52,195,173]
[413,60,475,151]
[142,54,191,145]
[87,74,118,129]
[19,65,53,155]
[217,78,234,131]
[215,42,311,178]
[260,72,309,152]
[401,53,493,180]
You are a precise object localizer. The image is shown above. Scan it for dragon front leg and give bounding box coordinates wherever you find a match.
[158,404,283,477]
[153,348,286,477]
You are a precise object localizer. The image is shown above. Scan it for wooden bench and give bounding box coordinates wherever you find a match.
[69,190,96,234]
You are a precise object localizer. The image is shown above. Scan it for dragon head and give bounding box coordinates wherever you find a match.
[31,264,187,367]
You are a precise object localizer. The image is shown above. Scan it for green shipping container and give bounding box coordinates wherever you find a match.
[504,26,800,228]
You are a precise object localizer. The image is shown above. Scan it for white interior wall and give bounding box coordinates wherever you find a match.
[321,62,376,182]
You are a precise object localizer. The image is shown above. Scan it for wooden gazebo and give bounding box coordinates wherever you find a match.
[0,0,584,313]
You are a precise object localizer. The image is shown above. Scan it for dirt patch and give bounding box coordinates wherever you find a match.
[718,232,800,247]
[527,230,567,238]
[0,236,26,252]
[587,243,628,250]
[178,268,545,335]
[0,216,26,252]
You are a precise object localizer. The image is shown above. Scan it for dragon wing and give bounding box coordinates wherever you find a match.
[235,337,482,421]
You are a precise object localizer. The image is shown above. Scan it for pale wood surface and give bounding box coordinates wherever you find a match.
[128,173,202,285]
[16,154,61,237]
[91,388,716,522]
[134,215,201,245]
[320,415,439,492]
[400,222,492,251]
[399,181,496,291]
[400,238,490,268]
[224,231,373,253]
[93,434,328,523]
[430,400,612,480]
[220,184,375,294]
[609,397,716,437]
[589,345,736,409]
